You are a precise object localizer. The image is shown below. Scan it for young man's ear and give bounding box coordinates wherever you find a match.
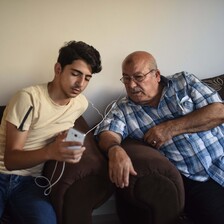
[54,63,62,75]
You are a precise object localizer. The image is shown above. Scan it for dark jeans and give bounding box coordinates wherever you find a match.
[182,175,224,224]
[0,173,56,224]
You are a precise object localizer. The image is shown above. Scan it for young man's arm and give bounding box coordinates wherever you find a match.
[4,122,85,170]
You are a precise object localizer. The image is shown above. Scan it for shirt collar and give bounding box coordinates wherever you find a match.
[161,75,170,86]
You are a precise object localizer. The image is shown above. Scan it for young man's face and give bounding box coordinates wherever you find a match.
[55,59,92,99]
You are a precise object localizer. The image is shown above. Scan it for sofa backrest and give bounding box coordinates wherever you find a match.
[202,74,224,99]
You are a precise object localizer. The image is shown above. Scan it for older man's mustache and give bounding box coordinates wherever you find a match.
[130,87,143,94]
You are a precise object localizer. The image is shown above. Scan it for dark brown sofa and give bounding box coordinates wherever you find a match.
[1,74,223,224]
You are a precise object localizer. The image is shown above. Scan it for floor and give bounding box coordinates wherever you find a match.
[92,195,120,224]
[92,214,121,224]
[92,213,194,224]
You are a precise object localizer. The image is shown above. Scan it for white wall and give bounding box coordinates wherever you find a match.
[1,0,224,126]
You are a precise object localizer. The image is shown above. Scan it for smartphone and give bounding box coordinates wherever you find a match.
[65,128,86,150]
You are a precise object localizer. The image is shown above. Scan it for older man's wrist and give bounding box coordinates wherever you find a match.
[106,144,121,157]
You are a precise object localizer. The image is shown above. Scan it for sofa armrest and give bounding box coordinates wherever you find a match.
[43,116,114,224]
[116,138,184,224]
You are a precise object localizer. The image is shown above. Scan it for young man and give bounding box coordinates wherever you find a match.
[0,40,102,223]
[94,51,224,224]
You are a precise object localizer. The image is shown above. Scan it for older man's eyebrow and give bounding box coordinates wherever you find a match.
[122,73,129,76]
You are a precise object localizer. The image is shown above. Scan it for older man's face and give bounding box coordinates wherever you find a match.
[122,60,161,106]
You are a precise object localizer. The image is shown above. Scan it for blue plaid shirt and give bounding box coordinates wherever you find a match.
[95,71,224,186]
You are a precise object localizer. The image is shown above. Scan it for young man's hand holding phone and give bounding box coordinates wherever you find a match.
[65,128,86,150]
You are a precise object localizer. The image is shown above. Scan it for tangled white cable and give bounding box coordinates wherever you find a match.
[35,161,65,196]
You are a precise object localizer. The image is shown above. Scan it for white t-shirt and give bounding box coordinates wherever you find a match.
[0,83,88,176]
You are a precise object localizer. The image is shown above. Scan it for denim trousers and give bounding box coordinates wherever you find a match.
[0,173,56,224]
[182,175,224,224]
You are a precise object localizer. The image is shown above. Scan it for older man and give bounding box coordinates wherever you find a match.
[95,51,224,224]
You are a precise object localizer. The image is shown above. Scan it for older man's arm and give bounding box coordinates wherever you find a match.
[144,103,224,148]
[98,131,137,188]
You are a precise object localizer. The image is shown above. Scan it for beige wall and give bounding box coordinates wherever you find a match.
[1,0,224,126]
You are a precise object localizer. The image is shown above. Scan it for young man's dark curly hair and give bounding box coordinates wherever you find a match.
[57,41,102,74]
